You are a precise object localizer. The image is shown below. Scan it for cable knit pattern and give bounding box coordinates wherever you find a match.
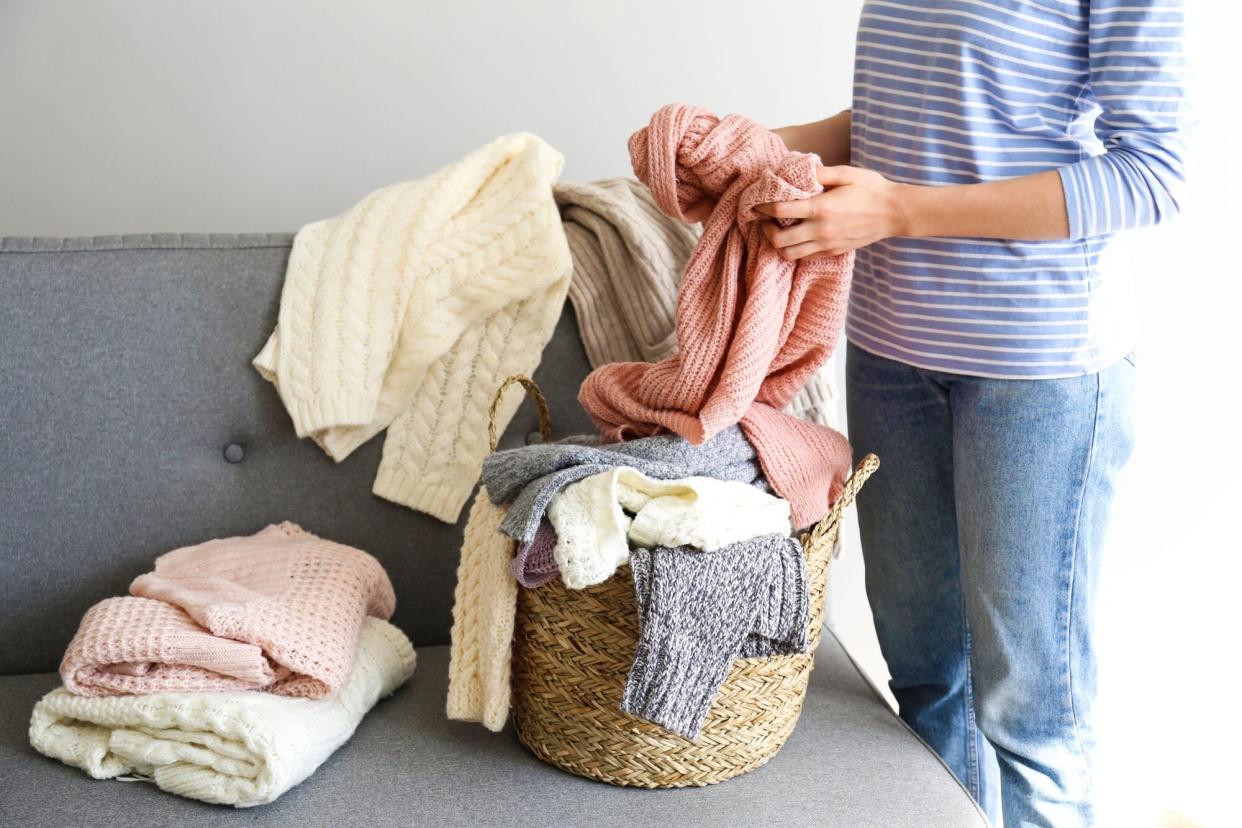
[31,618,415,808]
[556,177,843,431]
[446,486,517,731]
[577,105,855,529]
[253,133,573,524]
[60,523,395,698]
[547,468,791,589]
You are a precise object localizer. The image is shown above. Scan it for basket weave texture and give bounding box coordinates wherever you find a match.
[489,375,878,788]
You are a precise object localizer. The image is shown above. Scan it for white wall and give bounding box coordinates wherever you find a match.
[0,0,859,235]
[1089,5,1240,824]
[3,1,1236,824]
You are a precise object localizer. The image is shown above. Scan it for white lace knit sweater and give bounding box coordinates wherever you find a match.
[548,468,792,589]
[254,133,572,523]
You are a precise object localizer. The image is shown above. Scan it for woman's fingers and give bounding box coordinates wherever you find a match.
[777,240,830,261]
[756,165,861,219]
[762,218,821,248]
[754,198,817,220]
[816,164,860,188]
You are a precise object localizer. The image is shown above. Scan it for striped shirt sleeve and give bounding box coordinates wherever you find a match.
[1057,0,1195,240]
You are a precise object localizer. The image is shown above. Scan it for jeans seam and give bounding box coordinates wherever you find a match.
[1064,371,1102,822]
[961,592,981,800]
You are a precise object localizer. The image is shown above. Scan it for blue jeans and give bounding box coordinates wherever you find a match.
[845,343,1135,828]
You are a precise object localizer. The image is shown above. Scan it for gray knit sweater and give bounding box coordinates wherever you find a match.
[480,425,764,544]
[621,534,809,740]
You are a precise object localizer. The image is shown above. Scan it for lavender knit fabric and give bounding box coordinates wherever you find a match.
[509,518,559,588]
[621,534,809,740]
[481,425,765,544]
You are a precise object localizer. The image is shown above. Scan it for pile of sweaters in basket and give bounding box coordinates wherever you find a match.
[446,104,856,740]
[28,524,413,807]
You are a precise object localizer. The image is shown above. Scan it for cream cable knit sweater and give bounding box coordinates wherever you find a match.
[446,486,516,731]
[255,133,572,523]
[554,178,841,431]
[29,618,415,808]
[547,468,792,590]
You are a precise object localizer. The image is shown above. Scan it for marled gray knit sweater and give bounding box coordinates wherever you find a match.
[621,534,809,740]
[481,425,764,544]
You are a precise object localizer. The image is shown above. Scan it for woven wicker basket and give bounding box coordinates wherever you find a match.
[488,374,878,788]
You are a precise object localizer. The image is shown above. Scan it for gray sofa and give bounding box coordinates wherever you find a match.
[0,234,987,827]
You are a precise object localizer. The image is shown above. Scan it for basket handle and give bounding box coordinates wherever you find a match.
[488,374,553,452]
[802,453,880,549]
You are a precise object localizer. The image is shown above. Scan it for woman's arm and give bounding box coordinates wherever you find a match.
[757,166,1070,258]
[772,110,851,167]
[762,1,1193,258]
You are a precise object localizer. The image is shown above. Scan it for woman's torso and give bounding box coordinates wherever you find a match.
[849,0,1130,379]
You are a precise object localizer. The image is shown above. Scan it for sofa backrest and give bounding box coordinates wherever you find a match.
[0,234,597,675]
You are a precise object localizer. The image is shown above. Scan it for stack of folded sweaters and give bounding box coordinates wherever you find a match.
[28,523,414,807]
[447,104,855,741]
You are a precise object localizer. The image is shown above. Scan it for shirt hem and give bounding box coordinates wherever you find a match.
[844,335,1134,381]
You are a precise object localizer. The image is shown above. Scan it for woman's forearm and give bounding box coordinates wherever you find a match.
[773,111,851,166]
[757,165,1073,256]
[897,169,1070,241]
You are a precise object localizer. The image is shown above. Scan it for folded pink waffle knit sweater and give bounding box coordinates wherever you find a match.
[578,104,855,529]
[60,523,396,698]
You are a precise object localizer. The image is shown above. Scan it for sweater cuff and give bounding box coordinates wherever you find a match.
[372,466,473,525]
[251,333,376,440]
[312,421,376,463]
[626,504,681,550]
[286,396,375,439]
[620,636,730,741]
[1057,162,1092,241]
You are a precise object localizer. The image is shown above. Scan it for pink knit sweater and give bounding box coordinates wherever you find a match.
[578,104,855,528]
[60,523,396,698]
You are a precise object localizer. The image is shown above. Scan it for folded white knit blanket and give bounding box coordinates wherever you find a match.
[29,618,415,808]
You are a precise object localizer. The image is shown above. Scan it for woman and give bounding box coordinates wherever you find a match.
[765,2,1191,826]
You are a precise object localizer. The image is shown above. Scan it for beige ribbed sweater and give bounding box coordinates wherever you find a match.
[255,133,572,524]
[554,178,840,429]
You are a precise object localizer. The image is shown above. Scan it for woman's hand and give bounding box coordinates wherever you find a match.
[756,165,907,259]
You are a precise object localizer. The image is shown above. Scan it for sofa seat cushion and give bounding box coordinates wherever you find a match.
[0,631,986,827]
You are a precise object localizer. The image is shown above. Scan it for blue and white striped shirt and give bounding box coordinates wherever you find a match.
[848,0,1193,378]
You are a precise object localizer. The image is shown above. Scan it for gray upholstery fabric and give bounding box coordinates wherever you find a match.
[0,235,598,674]
[0,634,988,827]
